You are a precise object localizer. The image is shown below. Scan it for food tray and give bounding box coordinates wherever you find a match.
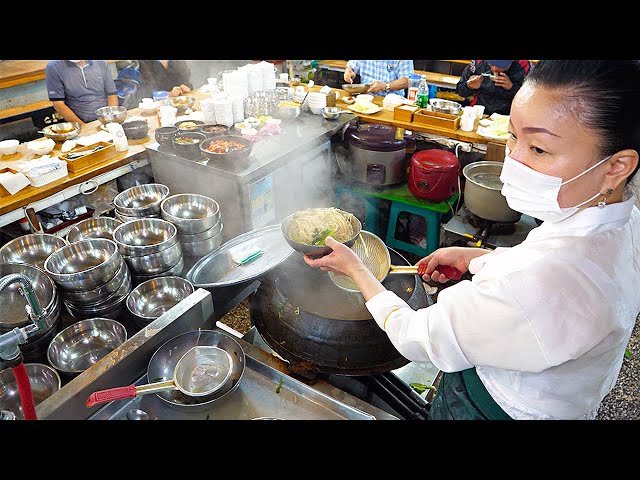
[89,353,375,420]
[413,109,462,130]
[60,141,117,172]
[24,162,68,187]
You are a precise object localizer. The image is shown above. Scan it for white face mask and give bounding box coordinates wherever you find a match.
[499,149,610,223]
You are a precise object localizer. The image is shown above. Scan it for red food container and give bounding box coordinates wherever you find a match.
[408,149,460,202]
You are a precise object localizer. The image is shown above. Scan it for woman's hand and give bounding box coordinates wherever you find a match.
[466,75,483,90]
[303,236,364,276]
[417,247,489,283]
[492,72,513,90]
[344,67,356,84]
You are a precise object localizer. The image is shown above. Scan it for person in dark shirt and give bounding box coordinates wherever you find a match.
[456,60,532,115]
[137,60,193,98]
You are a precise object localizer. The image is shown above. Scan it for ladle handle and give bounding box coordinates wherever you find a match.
[86,385,138,408]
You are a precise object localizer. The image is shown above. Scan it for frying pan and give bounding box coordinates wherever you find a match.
[85,345,234,407]
[329,231,462,292]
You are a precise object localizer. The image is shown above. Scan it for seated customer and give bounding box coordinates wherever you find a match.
[138,60,193,98]
[343,60,414,96]
[45,60,119,124]
[456,60,532,115]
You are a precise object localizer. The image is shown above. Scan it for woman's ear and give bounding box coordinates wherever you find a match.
[604,149,639,191]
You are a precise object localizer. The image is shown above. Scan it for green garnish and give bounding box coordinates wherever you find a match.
[275,376,284,394]
[410,382,435,394]
[311,227,335,246]
[624,349,633,359]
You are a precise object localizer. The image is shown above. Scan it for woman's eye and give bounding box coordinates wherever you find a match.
[532,146,546,155]
[508,131,517,141]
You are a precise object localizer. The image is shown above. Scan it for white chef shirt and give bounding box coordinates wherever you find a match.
[366,191,640,420]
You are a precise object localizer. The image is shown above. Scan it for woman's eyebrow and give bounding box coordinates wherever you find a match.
[509,120,561,138]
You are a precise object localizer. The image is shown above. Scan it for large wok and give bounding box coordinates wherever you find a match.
[250,247,430,378]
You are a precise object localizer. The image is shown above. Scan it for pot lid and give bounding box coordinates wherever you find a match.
[186,225,294,288]
[410,149,460,172]
[345,123,407,152]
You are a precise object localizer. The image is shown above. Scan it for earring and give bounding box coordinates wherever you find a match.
[598,189,613,208]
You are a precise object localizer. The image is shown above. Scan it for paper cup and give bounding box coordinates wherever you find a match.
[473,105,485,119]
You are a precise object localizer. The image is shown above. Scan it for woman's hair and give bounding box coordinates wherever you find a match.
[525,60,640,184]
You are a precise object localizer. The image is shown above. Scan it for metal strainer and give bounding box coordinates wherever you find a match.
[85,345,233,408]
[329,231,462,293]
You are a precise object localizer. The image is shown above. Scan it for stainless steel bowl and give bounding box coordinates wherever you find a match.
[43,238,123,292]
[169,96,195,112]
[274,102,302,120]
[160,193,220,234]
[95,106,127,125]
[66,217,123,243]
[126,276,194,324]
[63,292,128,321]
[58,261,130,306]
[342,83,371,95]
[113,184,170,217]
[131,256,185,286]
[0,363,61,419]
[0,263,57,332]
[322,106,348,120]
[63,263,131,309]
[113,211,160,223]
[40,122,81,142]
[177,218,222,243]
[180,224,224,257]
[47,318,127,378]
[429,98,463,115]
[0,233,67,270]
[112,218,178,256]
[122,239,183,275]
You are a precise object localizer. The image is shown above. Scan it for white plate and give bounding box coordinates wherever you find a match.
[476,126,510,141]
[347,104,383,115]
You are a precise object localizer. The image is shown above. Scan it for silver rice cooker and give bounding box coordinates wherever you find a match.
[337,123,415,186]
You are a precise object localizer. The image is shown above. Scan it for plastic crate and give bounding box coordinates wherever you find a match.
[25,163,68,188]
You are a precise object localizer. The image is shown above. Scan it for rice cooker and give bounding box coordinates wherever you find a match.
[337,123,415,186]
[408,149,460,202]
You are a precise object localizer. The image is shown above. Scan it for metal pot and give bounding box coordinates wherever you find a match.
[462,161,522,222]
[250,247,429,378]
[338,123,414,186]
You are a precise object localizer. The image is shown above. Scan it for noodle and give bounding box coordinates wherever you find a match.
[288,207,355,246]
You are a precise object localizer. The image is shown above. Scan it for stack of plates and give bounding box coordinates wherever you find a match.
[307,92,327,115]
[228,94,245,123]
[222,70,248,99]
[213,98,234,127]
[246,67,263,95]
[200,98,217,124]
[259,61,277,91]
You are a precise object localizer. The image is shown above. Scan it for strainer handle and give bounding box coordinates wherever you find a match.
[416,263,463,280]
[86,385,137,408]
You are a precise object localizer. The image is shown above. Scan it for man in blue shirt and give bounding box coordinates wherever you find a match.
[343,60,414,96]
[45,60,119,124]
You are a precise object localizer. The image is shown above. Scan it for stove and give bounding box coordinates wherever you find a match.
[442,204,539,249]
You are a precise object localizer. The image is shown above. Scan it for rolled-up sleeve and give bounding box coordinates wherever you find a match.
[45,63,65,101]
[365,276,551,373]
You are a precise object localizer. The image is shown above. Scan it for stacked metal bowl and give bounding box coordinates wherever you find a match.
[113,183,170,223]
[126,276,194,328]
[0,263,62,363]
[0,233,67,271]
[112,218,184,286]
[66,216,123,243]
[43,238,131,321]
[160,193,223,259]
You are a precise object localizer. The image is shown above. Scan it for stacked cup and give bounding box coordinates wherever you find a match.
[259,61,277,91]
[113,183,170,223]
[160,193,223,260]
[200,98,217,124]
[112,218,184,286]
[306,92,327,115]
[44,238,131,321]
[213,98,234,127]
[229,94,245,123]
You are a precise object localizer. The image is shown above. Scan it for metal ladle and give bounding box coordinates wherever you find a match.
[85,345,233,408]
[329,231,462,293]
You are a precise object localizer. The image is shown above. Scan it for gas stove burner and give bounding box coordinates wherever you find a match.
[464,209,518,236]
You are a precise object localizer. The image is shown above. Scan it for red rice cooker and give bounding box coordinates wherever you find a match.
[408,149,460,202]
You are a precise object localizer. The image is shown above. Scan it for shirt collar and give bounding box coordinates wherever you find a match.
[527,187,636,240]
[66,60,92,67]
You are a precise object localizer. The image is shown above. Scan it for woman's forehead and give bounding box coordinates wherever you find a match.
[511,83,594,139]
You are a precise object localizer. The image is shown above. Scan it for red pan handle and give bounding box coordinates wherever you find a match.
[86,385,138,408]
[417,263,463,280]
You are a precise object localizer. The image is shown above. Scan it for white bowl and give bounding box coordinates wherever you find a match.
[309,106,325,115]
[26,138,55,156]
[356,94,374,104]
[0,139,19,155]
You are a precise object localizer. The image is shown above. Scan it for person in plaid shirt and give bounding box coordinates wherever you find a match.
[344,60,414,96]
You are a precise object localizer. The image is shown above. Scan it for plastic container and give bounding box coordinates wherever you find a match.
[407,73,422,102]
[152,90,169,107]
